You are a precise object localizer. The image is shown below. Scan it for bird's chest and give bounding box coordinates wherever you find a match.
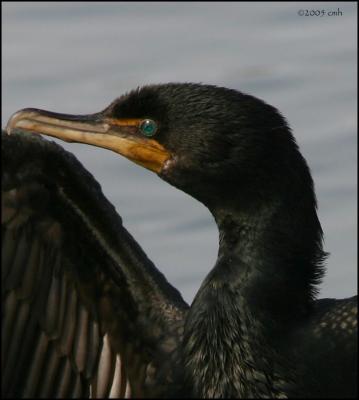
[182,291,283,397]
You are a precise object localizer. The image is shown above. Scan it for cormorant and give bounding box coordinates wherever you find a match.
[2,83,357,398]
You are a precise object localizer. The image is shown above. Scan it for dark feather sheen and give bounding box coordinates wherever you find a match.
[2,82,357,398]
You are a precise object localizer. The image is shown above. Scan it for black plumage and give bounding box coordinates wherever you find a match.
[2,83,357,398]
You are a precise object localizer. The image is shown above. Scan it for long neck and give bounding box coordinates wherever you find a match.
[183,191,325,397]
[215,194,324,320]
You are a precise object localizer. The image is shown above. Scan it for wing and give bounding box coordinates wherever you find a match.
[2,130,189,398]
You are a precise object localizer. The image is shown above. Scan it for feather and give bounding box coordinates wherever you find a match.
[92,333,115,398]
[23,331,49,397]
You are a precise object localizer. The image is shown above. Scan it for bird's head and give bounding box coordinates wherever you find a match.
[6,83,311,211]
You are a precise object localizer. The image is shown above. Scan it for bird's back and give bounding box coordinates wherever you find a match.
[292,296,357,398]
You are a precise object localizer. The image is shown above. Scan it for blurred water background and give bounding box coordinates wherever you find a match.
[2,2,357,303]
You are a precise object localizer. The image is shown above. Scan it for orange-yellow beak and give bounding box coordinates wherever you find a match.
[6,108,170,173]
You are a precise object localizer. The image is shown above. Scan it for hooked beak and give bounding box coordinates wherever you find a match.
[6,108,170,173]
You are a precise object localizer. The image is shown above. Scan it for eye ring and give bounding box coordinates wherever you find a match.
[139,119,158,137]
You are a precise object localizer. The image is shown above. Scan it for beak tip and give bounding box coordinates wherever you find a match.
[5,112,18,135]
[5,108,31,135]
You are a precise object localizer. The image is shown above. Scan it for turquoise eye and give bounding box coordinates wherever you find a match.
[139,119,158,137]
